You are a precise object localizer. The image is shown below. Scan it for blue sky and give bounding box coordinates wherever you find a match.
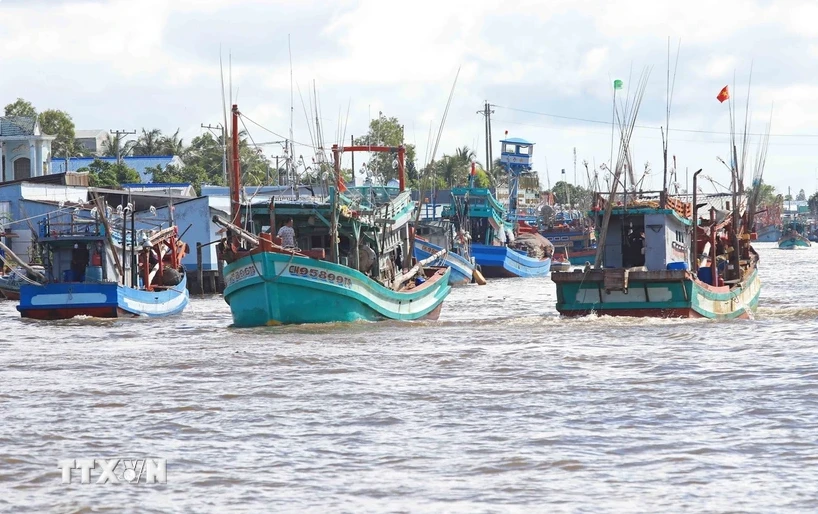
[2,0,816,196]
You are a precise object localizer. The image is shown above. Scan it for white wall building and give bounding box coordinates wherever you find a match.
[0,116,56,182]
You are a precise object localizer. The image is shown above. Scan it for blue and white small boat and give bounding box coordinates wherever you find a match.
[413,219,477,285]
[17,206,189,320]
[443,187,552,278]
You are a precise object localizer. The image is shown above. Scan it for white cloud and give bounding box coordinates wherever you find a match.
[1,0,818,193]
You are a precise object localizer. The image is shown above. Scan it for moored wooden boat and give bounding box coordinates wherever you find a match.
[17,199,189,320]
[413,236,474,286]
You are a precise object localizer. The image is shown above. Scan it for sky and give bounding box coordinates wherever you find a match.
[2,0,818,196]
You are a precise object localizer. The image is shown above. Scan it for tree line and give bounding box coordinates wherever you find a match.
[4,98,274,192]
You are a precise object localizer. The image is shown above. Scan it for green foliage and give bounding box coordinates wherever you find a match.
[474,169,492,188]
[353,115,417,183]
[550,180,590,207]
[4,98,36,118]
[133,128,164,156]
[147,163,209,195]
[129,128,185,157]
[745,180,778,206]
[182,132,225,184]
[809,191,818,216]
[102,133,136,158]
[38,109,77,161]
[796,188,807,201]
[77,159,141,188]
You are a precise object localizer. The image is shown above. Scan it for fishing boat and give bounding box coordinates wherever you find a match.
[216,104,451,327]
[0,265,45,300]
[413,219,477,285]
[553,70,766,319]
[17,198,189,320]
[443,186,552,278]
[441,137,552,279]
[537,208,597,265]
[552,189,760,319]
[777,220,811,249]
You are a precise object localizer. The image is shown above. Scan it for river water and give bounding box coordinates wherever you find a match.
[1,242,817,512]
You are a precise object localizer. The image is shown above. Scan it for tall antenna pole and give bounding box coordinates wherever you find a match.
[288,34,295,187]
[573,147,577,185]
[231,105,241,229]
[109,129,135,165]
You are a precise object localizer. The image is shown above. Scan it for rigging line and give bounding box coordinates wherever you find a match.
[489,118,818,146]
[240,113,321,149]
[492,104,818,138]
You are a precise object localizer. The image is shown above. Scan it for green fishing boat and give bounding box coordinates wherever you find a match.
[216,104,451,327]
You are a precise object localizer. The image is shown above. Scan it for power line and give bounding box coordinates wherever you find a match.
[493,104,818,138]
[491,118,818,147]
[239,113,319,149]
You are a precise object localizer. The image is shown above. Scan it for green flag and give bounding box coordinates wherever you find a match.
[613,79,623,90]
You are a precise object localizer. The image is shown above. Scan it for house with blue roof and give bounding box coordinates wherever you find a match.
[50,155,185,183]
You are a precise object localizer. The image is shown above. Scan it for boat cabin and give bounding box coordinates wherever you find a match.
[36,215,131,285]
[242,185,416,288]
[443,187,510,246]
[499,137,534,170]
[593,193,692,271]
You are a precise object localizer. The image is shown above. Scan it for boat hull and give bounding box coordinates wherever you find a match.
[778,237,810,249]
[552,268,760,319]
[222,252,451,327]
[413,239,474,285]
[17,275,189,320]
[0,286,19,300]
[470,244,551,278]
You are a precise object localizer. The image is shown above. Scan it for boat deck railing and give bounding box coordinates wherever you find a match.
[593,191,692,219]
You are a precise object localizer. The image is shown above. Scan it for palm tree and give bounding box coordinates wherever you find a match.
[133,128,164,156]
[101,133,136,161]
[159,129,185,156]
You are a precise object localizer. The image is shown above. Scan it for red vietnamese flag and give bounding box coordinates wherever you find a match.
[716,85,729,103]
[338,175,347,192]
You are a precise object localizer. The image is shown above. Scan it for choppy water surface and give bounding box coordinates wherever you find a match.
[1,242,818,512]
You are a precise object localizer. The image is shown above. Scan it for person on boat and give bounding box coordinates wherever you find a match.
[278,218,296,248]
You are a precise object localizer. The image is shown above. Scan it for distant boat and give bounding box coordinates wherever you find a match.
[777,221,811,249]
[0,265,45,300]
[536,207,598,265]
[17,201,189,320]
[216,105,451,327]
[443,187,552,278]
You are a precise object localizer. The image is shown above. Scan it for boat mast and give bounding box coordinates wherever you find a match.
[231,104,242,242]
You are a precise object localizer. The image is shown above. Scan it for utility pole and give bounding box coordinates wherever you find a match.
[202,123,227,183]
[109,129,135,165]
[477,101,494,174]
[573,147,577,186]
[351,134,355,185]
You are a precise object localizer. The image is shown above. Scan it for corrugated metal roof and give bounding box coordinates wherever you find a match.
[0,116,36,136]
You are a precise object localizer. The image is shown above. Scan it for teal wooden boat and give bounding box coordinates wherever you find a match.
[216,105,451,327]
[552,186,761,319]
[777,220,810,249]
